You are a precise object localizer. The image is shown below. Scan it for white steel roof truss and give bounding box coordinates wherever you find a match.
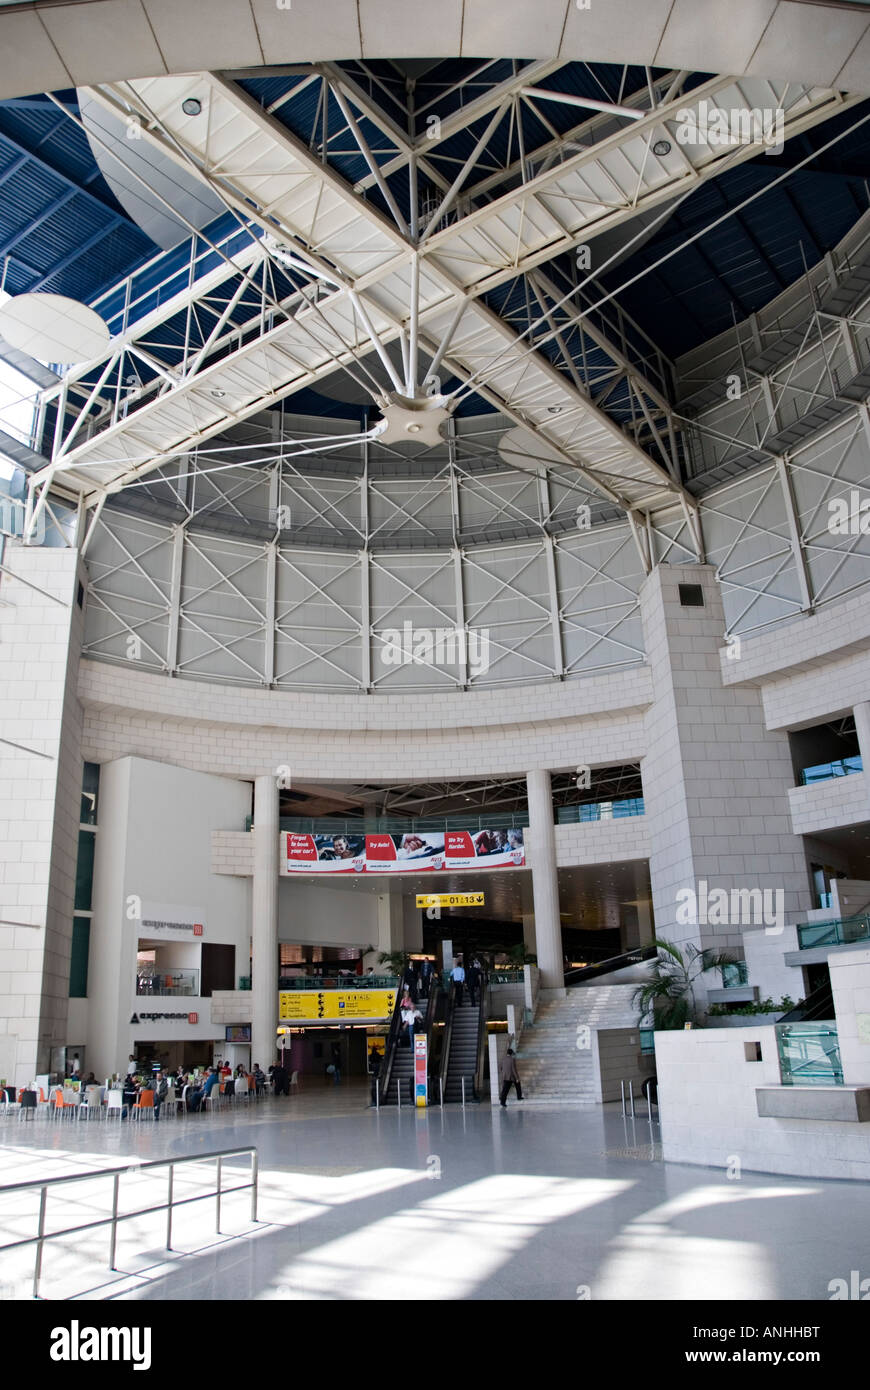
[35,67,856,541]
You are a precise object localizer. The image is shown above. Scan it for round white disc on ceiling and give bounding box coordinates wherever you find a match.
[0,293,110,365]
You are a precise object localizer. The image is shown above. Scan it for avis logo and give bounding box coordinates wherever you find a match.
[50,1322,152,1370]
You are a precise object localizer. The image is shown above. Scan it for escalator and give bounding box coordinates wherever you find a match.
[565,943,657,987]
[778,978,835,1023]
[442,973,487,1103]
[378,982,440,1105]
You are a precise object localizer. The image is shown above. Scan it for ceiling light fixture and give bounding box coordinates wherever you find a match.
[653,139,671,157]
[210,388,226,399]
[182,98,202,117]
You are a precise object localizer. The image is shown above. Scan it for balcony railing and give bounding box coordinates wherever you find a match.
[136,969,199,996]
[776,1022,843,1086]
[277,974,399,990]
[556,798,644,824]
[246,813,527,833]
[797,916,870,950]
[798,755,862,786]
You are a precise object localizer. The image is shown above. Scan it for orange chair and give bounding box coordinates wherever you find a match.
[132,1089,155,1122]
[50,1088,75,1123]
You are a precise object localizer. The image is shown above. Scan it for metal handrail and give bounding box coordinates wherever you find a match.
[564,943,657,986]
[473,971,489,1100]
[0,1145,258,1299]
[377,988,407,1102]
[439,976,458,1104]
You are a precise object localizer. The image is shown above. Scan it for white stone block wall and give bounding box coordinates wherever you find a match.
[787,772,869,835]
[211,830,254,876]
[656,1027,870,1182]
[640,563,811,961]
[742,926,804,1003]
[829,947,870,1086]
[0,543,86,1085]
[551,817,650,867]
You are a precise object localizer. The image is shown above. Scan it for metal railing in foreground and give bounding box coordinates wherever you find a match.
[0,1145,258,1299]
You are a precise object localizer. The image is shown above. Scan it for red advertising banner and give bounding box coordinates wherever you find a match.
[283,828,525,874]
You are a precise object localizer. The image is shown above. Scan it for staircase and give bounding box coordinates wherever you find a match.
[516,985,640,1105]
[444,995,480,1102]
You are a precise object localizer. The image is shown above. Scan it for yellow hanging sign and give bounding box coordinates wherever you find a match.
[415,891,485,908]
[278,989,395,1022]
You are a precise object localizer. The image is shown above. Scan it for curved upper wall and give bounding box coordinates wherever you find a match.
[77,653,652,781]
[2,0,870,101]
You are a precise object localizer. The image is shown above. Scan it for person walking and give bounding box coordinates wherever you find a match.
[369,1049,382,1105]
[402,960,419,1004]
[499,1048,523,1107]
[420,957,434,999]
[401,996,422,1050]
[451,959,466,1007]
[467,957,482,1008]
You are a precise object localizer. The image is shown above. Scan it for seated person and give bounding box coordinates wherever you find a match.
[189,1067,219,1112]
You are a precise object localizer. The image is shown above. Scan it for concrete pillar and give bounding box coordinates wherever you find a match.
[522,911,537,957]
[252,776,279,1069]
[377,892,404,958]
[0,544,86,1087]
[526,769,564,991]
[640,562,812,964]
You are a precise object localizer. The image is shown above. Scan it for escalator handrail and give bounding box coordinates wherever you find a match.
[777,980,835,1024]
[565,943,658,986]
[473,971,489,1100]
[439,977,457,1105]
[377,985,406,1102]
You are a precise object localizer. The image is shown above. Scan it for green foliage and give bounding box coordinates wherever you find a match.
[377,950,409,976]
[506,943,537,966]
[708,994,802,1017]
[632,938,737,1030]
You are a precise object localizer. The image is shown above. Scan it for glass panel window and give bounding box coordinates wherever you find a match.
[69,917,91,998]
[74,830,96,912]
[81,762,100,824]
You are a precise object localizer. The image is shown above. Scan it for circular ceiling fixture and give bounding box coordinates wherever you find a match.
[371,391,453,448]
[652,139,672,156]
[182,97,203,116]
[0,293,109,364]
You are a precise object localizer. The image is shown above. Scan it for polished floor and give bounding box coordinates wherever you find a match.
[0,1081,865,1301]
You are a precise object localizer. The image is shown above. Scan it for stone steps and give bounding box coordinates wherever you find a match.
[510,984,640,1105]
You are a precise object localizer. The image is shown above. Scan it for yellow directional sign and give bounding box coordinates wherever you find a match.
[415,891,485,908]
[278,989,395,1022]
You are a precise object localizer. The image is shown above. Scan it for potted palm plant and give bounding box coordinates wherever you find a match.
[632,938,737,1030]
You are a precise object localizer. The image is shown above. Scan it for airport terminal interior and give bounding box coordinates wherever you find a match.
[4,0,870,1308]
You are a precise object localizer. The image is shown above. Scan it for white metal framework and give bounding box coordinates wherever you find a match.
[23,64,860,575]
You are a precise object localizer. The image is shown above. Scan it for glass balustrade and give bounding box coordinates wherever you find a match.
[135,968,200,997]
[776,1022,843,1086]
[799,755,862,786]
[797,916,870,949]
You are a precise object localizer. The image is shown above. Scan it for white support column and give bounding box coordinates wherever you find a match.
[264,541,276,687]
[775,456,813,614]
[526,769,564,992]
[165,525,184,674]
[252,775,279,1071]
